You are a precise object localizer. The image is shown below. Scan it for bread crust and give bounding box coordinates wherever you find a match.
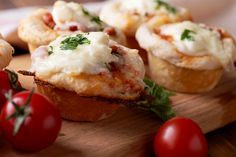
[35,78,121,121]
[148,52,224,93]
[18,9,58,47]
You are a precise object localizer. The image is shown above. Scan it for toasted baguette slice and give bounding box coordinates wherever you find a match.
[35,78,121,122]
[148,52,224,93]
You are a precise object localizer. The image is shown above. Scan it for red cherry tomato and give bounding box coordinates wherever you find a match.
[0,70,23,110]
[154,117,208,157]
[0,91,61,152]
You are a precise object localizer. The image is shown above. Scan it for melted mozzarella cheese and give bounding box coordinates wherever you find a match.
[52,1,104,30]
[160,21,235,70]
[32,32,119,78]
[120,0,157,15]
[0,34,13,69]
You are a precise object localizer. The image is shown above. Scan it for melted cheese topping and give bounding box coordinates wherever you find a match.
[120,0,157,15]
[120,0,175,15]
[52,1,105,31]
[136,22,236,71]
[159,21,235,70]
[33,32,118,77]
[0,34,13,69]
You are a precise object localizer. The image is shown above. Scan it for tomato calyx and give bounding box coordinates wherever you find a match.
[4,69,25,92]
[5,89,34,136]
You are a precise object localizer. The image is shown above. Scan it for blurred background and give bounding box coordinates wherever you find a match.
[0,0,105,9]
[0,0,235,50]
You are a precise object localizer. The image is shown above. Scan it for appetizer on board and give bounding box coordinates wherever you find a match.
[18,1,126,53]
[26,32,145,121]
[0,34,14,69]
[136,21,236,93]
[100,0,191,62]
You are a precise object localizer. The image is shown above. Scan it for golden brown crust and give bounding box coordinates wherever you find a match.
[148,52,224,93]
[35,78,121,121]
[18,9,58,47]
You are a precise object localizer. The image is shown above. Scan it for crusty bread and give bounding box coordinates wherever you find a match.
[18,9,58,53]
[148,52,224,93]
[35,78,121,122]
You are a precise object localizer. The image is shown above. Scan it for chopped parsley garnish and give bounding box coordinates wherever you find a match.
[155,0,177,13]
[82,7,89,15]
[48,46,54,55]
[60,34,91,50]
[82,7,103,26]
[181,29,196,41]
[134,78,176,121]
[91,16,103,25]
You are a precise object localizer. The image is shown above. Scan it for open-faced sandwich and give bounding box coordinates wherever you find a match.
[21,32,146,121]
[136,21,236,93]
[18,0,126,53]
[0,34,14,69]
[100,0,191,62]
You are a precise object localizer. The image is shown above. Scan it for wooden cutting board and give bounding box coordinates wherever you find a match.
[1,54,236,157]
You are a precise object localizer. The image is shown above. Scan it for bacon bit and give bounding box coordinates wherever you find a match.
[132,11,140,16]
[109,62,120,72]
[145,12,155,20]
[69,25,78,32]
[42,13,56,29]
[154,27,173,41]
[110,45,119,52]
[154,27,161,34]
[160,34,173,41]
[104,27,117,36]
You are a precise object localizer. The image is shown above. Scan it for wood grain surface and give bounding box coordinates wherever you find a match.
[0,54,235,157]
[0,0,236,156]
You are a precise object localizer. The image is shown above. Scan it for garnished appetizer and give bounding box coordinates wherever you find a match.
[18,0,126,53]
[19,32,175,122]
[0,34,14,69]
[136,21,236,93]
[100,0,191,62]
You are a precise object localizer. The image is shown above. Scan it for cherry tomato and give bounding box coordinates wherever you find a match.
[0,91,61,152]
[154,117,208,157]
[0,70,23,110]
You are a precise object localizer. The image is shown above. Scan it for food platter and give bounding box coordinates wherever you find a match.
[0,0,236,157]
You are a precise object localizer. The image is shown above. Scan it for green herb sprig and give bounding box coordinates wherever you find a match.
[48,46,54,55]
[60,34,91,50]
[155,0,177,13]
[181,29,196,41]
[82,7,103,26]
[134,78,176,121]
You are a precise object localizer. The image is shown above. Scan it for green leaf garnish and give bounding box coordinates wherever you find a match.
[134,78,176,121]
[90,16,102,25]
[82,7,89,16]
[155,0,177,13]
[181,29,196,41]
[81,7,103,26]
[48,45,54,55]
[60,34,91,50]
